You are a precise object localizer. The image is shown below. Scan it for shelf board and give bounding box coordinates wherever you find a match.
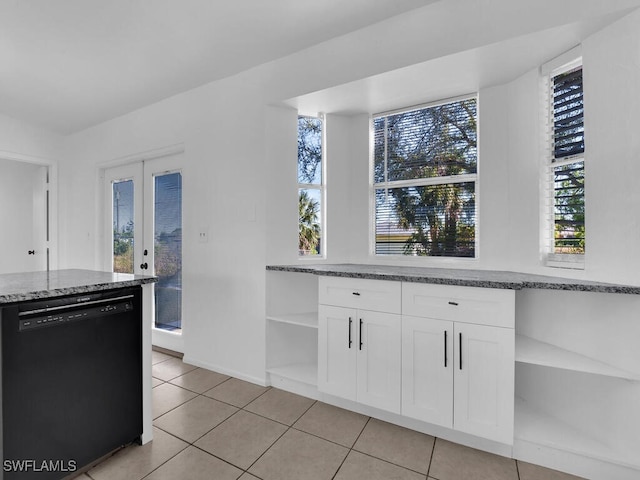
[515,334,640,380]
[515,397,640,470]
[267,362,318,385]
[267,312,318,329]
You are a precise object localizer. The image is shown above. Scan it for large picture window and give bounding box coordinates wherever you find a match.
[298,115,323,257]
[372,97,477,257]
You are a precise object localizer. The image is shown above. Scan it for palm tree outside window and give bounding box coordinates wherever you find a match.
[298,116,323,257]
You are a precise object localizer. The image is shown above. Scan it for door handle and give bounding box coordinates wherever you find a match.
[359,319,363,350]
[459,332,462,370]
[348,317,353,349]
[140,262,148,270]
[444,330,448,367]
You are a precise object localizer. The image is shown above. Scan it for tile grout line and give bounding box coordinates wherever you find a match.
[329,416,372,480]
[239,397,319,476]
[425,436,437,479]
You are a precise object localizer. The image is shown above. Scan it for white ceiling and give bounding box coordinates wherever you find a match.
[0,0,435,134]
[287,13,628,117]
[2,0,639,136]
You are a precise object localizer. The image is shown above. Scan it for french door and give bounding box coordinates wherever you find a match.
[104,155,184,353]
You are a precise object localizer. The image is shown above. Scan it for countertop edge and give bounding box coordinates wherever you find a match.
[0,271,157,304]
[266,265,640,295]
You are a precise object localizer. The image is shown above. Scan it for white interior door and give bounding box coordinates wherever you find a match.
[105,154,184,353]
[0,158,50,274]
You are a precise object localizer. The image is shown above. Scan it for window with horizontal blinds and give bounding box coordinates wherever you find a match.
[553,67,584,160]
[373,97,477,257]
[553,161,584,253]
[373,101,477,183]
[551,65,585,256]
[375,184,475,256]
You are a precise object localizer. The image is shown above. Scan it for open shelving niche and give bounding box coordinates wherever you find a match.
[265,270,319,396]
[513,288,640,480]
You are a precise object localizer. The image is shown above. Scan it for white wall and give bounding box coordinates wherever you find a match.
[61,74,269,383]
[0,112,63,160]
[582,9,640,285]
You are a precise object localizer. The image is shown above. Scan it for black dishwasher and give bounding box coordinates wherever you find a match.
[0,287,142,479]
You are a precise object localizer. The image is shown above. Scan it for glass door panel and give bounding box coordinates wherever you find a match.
[112,179,135,273]
[105,163,143,276]
[153,172,182,332]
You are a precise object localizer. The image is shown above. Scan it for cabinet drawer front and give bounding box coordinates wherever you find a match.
[402,283,514,328]
[319,277,401,313]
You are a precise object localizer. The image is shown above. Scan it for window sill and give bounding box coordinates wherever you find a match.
[546,253,585,270]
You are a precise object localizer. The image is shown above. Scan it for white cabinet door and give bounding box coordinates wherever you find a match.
[401,315,454,427]
[454,322,514,444]
[357,310,402,413]
[318,305,401,413]
[318,305,357,401]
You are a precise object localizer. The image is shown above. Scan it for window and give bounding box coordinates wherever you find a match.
[298,115,323,257]
[372,97,477,257]
[548,62,585,263]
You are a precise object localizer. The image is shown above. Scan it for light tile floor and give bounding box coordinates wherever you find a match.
[74,351,585,480]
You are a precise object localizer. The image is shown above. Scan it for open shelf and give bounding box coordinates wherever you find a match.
[515,334,639,380]
[515,397,640,470]
[266,312,318,329]
[267,362,318,385]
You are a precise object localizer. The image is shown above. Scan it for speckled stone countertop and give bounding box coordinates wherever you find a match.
[0,269,157,304]
[267,264,640,294]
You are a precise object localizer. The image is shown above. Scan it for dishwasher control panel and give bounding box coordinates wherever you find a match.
[18,299,134,332]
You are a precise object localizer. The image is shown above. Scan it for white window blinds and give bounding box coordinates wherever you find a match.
[551,66,585,256]
[373,97,477,257]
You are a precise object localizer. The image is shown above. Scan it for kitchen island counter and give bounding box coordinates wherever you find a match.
[0,268,156,456]
[0,268,156,304]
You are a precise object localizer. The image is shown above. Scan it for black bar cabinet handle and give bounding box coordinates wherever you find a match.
[459,332,462,370]
[449,301,458,306]
[359,319,363,350]
[348,317,353,348]
[352,292,361,296]
[444,330,448,367]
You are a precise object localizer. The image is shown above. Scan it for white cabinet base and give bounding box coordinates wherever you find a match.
[514,437,640,480]
[318,389,514,459]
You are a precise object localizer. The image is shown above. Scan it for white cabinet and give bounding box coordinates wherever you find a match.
[318,277,401,413]
[401,283,515,445]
